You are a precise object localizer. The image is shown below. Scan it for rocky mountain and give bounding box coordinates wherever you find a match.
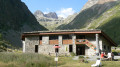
[34,10,64,30]
[57,0,118,29]
[34,10,44,18]
[57,0,120,45]
[34,10,78,30]
[44,12,58,19]
[81,0,99,11]
[56,13,78,30]
[0,0,47,48]
[34,10,58,19]
[82,0,117,11]
[34,10,59,19]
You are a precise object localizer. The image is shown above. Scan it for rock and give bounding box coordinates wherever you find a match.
[34,10,44,18]
[44,12,58,19]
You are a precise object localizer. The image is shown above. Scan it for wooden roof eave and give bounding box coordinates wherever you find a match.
[21,31,102,40]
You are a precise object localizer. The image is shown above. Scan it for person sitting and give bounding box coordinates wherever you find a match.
[104,52,107,58]
[108,52,113,61]
[100,52,104,60]
[111,52,114,60]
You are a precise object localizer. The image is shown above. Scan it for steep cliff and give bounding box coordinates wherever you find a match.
[0,0,47,47]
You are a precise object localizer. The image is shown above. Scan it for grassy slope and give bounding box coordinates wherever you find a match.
[57,1,117,30]
[86,3,120,45]
[57,1,120,45]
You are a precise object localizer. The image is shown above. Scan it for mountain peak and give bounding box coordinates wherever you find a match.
[44,12,58,19]
[98,0,117,4]
[34,10,44,17]
[81,0,117,11]
[34,11,58,19]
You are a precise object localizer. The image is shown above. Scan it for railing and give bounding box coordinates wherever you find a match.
[49,40,59,45]
[76,39,86,44]
[40,40,42,45]
[62,39,73,44]
[76,39,96,51]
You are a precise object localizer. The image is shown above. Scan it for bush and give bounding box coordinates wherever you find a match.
[79,56,84,59]
[112,49,120,55]
[70,52,76,56]
[112,52,118,55]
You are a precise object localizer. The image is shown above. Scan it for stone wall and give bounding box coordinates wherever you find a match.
[42,36,49,45]
[38,45,55,55]
[86,34,97,55]
[25,36,39,53]
[59,45,70,56]
[59,35,62,45]
[72,34,76,54]
[85,34,103,56]
[100,36,112,52]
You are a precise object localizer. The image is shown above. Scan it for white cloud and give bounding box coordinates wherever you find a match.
[44,12,49,14]
[56,8,75,18]
[44,8,50,14]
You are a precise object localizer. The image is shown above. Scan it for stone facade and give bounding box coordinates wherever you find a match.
[58,35,62,45]
[25,36,39,53]
[72,34,76,54]
[23,34,112,56]
[100,36,112,52]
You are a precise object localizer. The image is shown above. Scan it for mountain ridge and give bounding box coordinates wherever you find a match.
[0,0,47,47]
[56,0,120,45]
[57,1,117,29]
[34,10,59,19]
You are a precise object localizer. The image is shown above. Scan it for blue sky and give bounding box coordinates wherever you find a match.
[21,0,88,18]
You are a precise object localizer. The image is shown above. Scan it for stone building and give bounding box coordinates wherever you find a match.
[22,30,117,56]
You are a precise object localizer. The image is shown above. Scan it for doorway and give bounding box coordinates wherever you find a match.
[76,44,85,55]
[35,45,38,53]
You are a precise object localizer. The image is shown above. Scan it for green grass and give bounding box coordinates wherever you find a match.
[0,53,56,67]
[0,53,120,67]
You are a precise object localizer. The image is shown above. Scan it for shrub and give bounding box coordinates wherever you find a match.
[79,56,84,59]
[112,52,118,55]
[70,52,76,56]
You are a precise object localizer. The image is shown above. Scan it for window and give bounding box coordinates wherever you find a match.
[39,36,42,40]
[62,35,72,40]
[35,45,38,53]
[49,35,58,40]
[104,45,106,50]
[55,45,59,53]
[76,35,85,39]
[69,45,73,52]
[108,46,110,51]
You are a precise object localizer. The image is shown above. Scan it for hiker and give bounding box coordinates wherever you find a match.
[100,52,104,59]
